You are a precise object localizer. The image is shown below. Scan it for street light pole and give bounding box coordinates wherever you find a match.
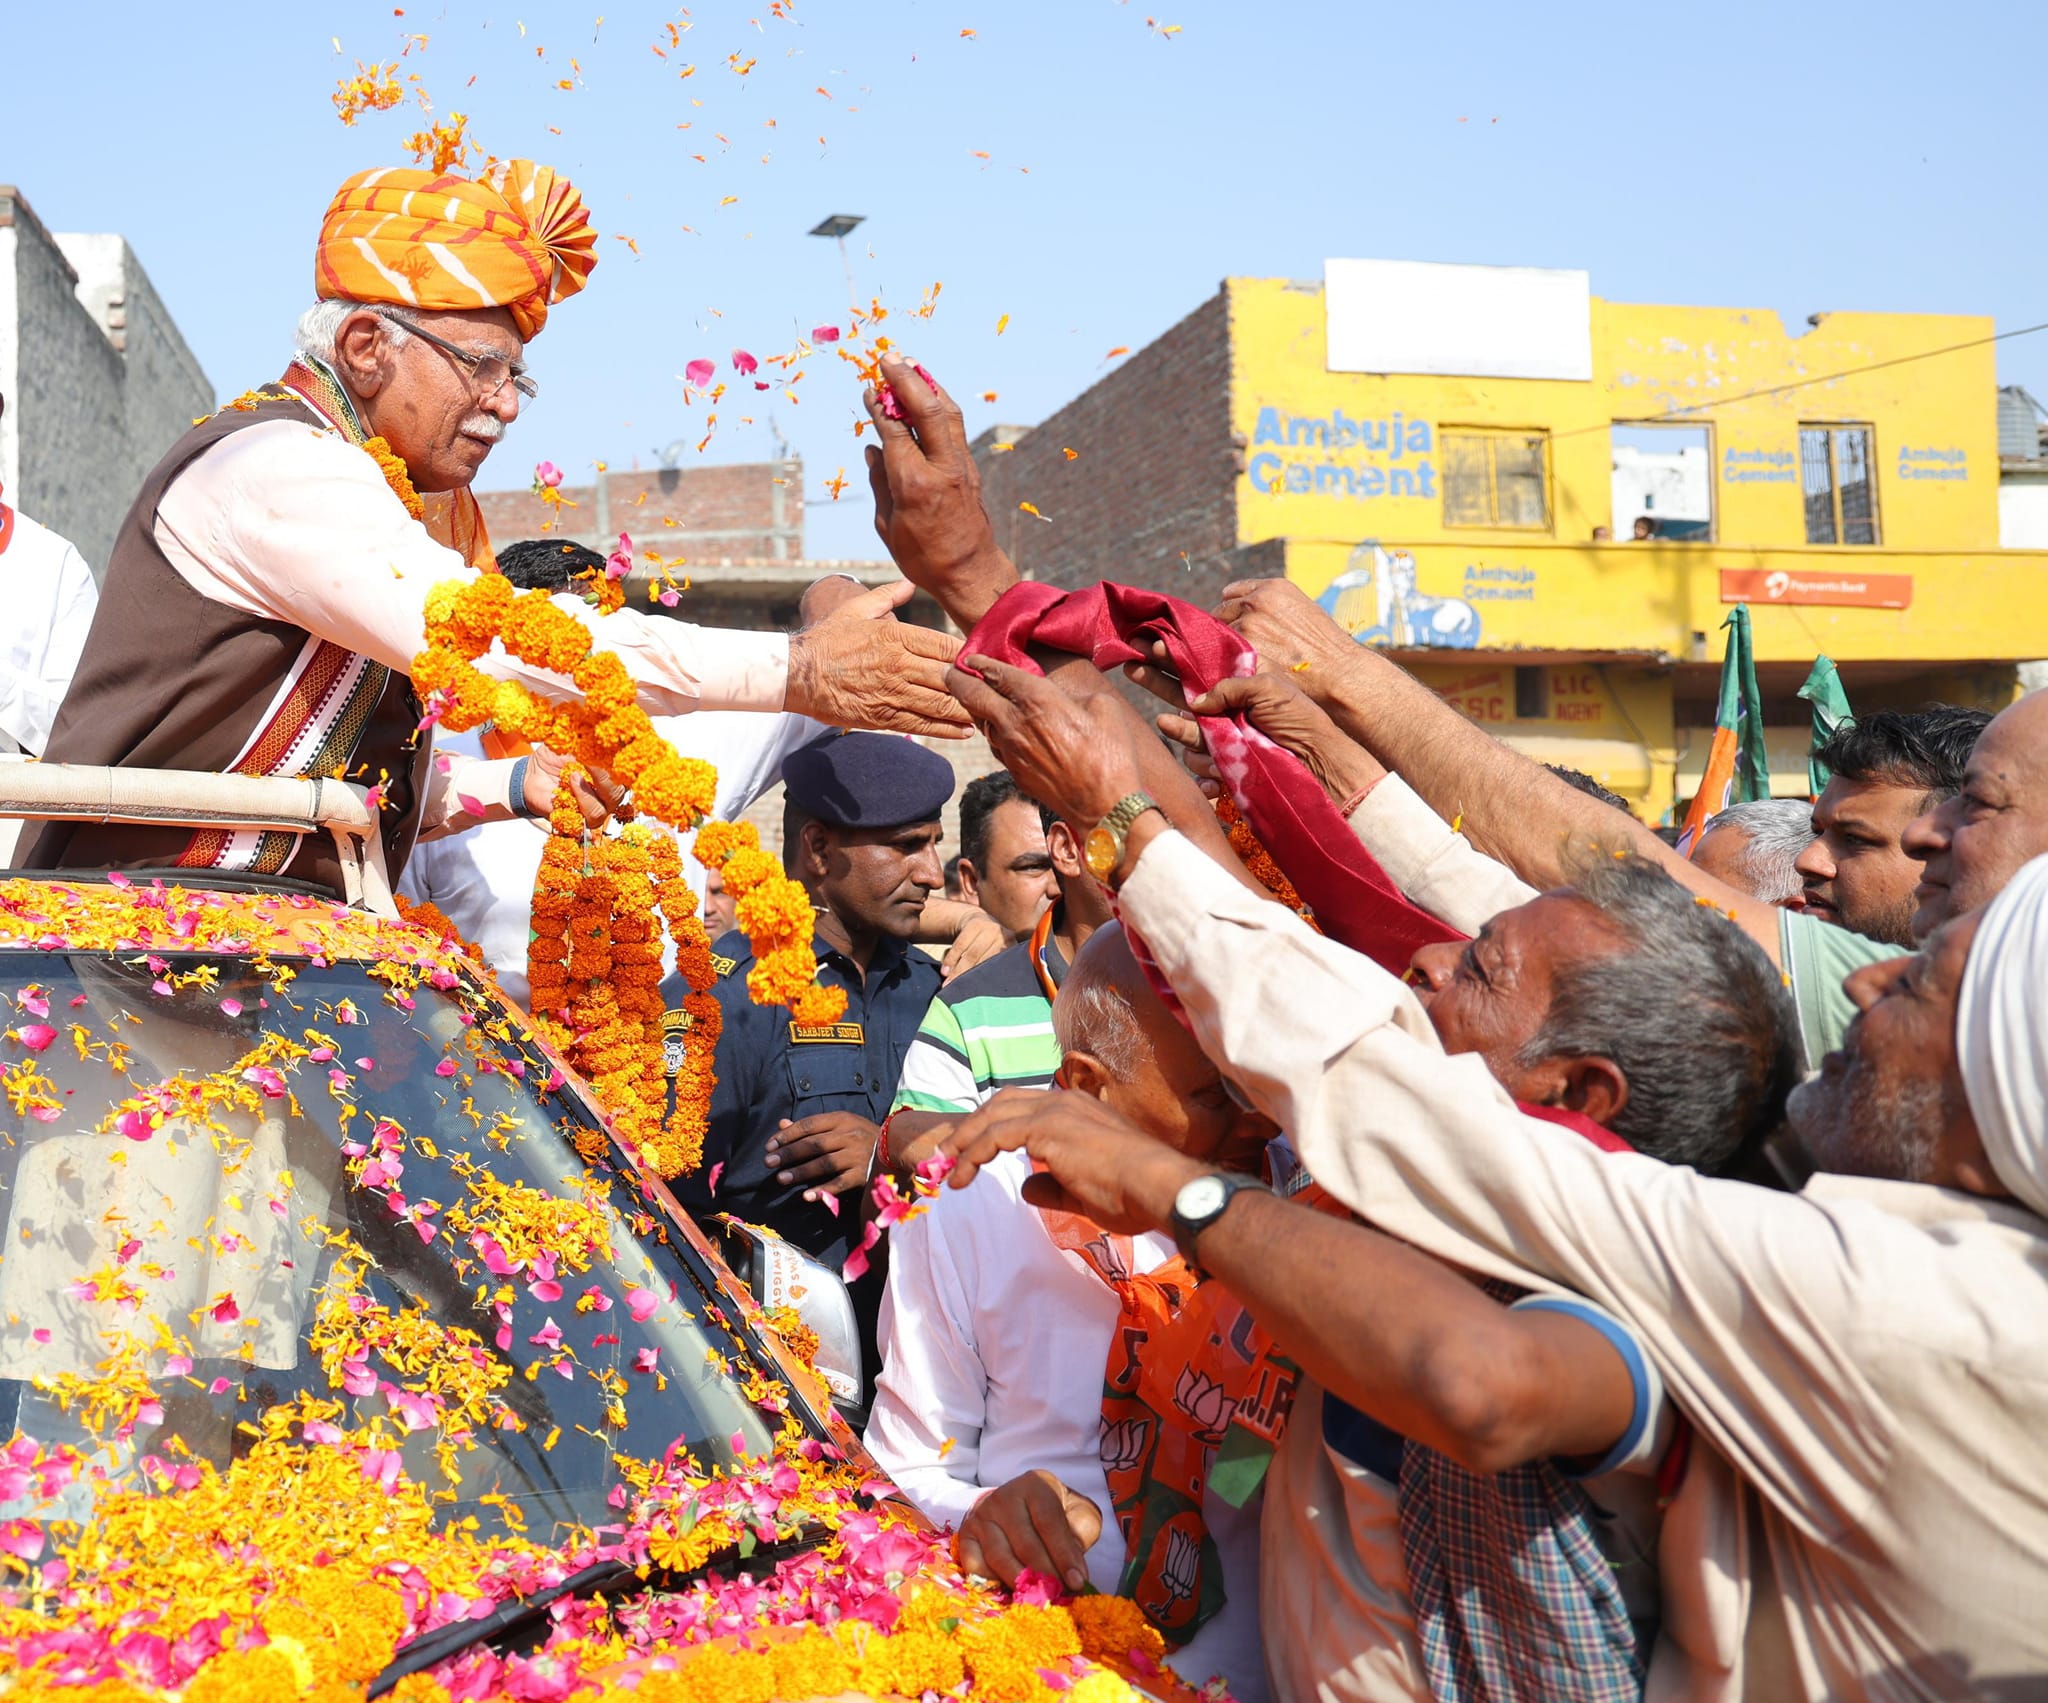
[808,213,865,314]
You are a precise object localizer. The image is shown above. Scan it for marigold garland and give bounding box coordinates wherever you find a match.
[362,435,425,519]
[1215,792,1318,927]
[693,821,847,1027]
[410,573,844,1036]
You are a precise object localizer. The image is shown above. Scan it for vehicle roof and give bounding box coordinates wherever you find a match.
[0,872,452,966]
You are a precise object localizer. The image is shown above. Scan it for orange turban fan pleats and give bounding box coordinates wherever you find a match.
[314,160,598,341]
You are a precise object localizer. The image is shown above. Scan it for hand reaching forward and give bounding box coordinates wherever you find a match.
[937,1087,1200,1237]
[1125,661,1387,806]
[956,1471,1104,1594]
[1212,577,1365,693]
[946,655,1145,831]
[862,354,1018,631]
[783,579,972,739]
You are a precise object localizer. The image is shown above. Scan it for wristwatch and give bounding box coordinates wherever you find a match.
[1168,1171,1271,1269]
[1084,791,1164,884]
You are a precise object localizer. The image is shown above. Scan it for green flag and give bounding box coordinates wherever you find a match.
[1798,656,1855,796]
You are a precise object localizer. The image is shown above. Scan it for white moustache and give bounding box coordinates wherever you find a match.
[461,415,507,443]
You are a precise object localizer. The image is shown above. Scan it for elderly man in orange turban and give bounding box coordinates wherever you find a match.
[20,161,967,896]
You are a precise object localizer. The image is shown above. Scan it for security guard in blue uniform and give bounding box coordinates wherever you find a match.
[660,731,954,1278]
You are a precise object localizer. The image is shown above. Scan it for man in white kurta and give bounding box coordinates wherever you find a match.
[868,925,1274,1701]
[0,477,99,864]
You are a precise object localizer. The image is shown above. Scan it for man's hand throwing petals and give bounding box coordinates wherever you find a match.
[861,354,1017,630]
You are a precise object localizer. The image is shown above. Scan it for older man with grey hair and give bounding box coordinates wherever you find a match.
[19,156,966,894]
[1688,797,1814,907]
[944,629,2048,1699]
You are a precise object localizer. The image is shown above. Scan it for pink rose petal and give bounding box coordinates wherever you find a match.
[685,357,715,388]
[810,324,841,343]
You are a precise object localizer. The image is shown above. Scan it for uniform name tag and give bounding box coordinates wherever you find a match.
[788,1021,864,1044]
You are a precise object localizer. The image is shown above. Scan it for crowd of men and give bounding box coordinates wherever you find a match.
[7,154,2047,1702]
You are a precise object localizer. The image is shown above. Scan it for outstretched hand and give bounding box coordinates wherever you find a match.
[862,355,1018,631]
[784,578,972,739]
[1213,577,1364,695]
[947,655,1145,830]
[936,1087,1198,1236]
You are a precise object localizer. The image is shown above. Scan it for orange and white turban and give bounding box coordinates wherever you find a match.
[313,160,598,341]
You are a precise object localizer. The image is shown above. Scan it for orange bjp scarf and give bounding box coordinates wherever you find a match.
[1034,1185,1303,1647]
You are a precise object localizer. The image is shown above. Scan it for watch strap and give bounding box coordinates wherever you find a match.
[1169,1172,1271,1268]
[1102,790,1160,839]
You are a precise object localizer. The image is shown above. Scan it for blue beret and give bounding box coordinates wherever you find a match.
[781,732,955,830]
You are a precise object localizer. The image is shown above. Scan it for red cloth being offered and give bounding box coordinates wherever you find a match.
[965,579,1460,975]
[962,579,1630,1157]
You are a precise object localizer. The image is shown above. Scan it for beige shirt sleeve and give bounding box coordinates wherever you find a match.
[1117,828,1899,1545]
[1348,774,1538,935]
[153,419,790,715]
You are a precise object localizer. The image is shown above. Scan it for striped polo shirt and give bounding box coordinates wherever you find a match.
[889,920,1068,1115]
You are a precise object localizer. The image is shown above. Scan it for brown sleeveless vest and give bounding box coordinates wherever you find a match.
[16,385,432,894]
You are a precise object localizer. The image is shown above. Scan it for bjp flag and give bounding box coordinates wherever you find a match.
[1678,606,1771,855]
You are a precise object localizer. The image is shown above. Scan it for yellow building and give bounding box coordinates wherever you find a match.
[976,262,2045,819]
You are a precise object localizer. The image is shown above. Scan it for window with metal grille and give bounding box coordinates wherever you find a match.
[1799,425,1880,545]
[1442,429,1552,529]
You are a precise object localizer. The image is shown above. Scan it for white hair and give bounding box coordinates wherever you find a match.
[1051,925,1146,1080]
[1706,797,1814,905]
[293,298,414,363]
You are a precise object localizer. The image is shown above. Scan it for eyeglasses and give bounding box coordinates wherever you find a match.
[377,310,538,401]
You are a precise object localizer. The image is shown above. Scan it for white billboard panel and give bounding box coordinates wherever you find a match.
[1324,258,1593,382]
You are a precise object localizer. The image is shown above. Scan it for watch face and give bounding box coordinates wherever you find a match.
[1176,1173,1230,1224]
[1084,825,1118,881]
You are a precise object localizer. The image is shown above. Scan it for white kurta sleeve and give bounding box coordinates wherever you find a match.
[1115,828,1899,1543]
[153,421,789,715]
[417,751,526,840]
[0,516,99,755]
[864,1200,996,1531]
[1347,773,1539,934]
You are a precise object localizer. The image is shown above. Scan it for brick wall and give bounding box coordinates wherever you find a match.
[0,190,212,578]
[973,289,1239,597]
[475,458,803,564]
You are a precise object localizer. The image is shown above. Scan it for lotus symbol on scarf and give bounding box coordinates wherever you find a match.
[1172,1366,1234,1439]
[1099,1415,1151,1475]
[1161,1524,1201,1603]
[1084,1233,1130,1282]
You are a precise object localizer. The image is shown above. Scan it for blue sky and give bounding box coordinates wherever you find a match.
[5,0,2044,558]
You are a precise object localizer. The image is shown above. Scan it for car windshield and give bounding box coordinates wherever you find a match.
[0,950,785,1543]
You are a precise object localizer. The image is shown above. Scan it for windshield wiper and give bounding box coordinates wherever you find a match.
[366,1528,828,1697]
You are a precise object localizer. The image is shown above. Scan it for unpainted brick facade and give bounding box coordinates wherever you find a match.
[475,459,804,565]
[971,290,1270,612]
[0,189,213,579]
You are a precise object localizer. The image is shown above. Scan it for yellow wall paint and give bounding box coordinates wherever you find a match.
[1229,276,2048,664]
